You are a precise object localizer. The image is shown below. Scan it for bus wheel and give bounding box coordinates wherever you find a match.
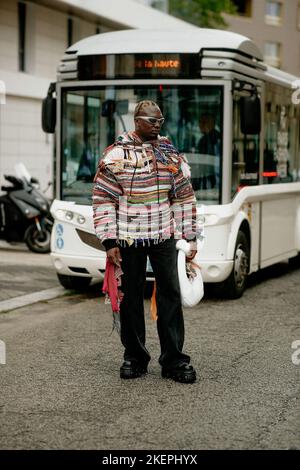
[57,273,91,290]
[222,230,250,299]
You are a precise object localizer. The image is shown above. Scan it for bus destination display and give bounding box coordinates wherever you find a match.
[78,54,200,80]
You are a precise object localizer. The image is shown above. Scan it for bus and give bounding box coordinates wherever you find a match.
[42,28,300,298]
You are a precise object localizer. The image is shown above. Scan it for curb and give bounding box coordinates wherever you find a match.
[0,287,69,313]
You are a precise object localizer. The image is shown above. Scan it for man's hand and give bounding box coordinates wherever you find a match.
[186,240,197,261]
[186,249,197,261]
[107,247,122,267]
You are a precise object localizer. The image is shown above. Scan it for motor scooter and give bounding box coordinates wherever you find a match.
[0,163,53,253]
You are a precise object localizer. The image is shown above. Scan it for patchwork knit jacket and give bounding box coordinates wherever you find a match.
[92,131,201,250]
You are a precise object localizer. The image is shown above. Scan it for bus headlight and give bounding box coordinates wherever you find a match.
[77,215,86,224]
[65,211,74,221]
[55,209,64,220]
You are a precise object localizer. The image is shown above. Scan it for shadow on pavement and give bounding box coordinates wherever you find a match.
[205,260,299,300]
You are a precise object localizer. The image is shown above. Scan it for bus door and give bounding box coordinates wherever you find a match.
[231,89,261,270]
[231,89,260,196]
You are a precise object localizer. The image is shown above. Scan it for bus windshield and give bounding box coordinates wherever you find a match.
[61,85,223,205]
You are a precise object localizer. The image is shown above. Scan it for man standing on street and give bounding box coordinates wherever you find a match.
[92,100,201,383]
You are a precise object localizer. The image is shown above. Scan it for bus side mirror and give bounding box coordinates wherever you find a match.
[101,99,115,117]
[116,99,129,115]
[240,95,261,135]
[42,83,56,133]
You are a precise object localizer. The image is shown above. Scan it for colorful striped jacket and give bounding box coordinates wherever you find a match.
[92,131,201,249]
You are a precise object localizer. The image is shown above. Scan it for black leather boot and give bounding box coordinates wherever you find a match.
[161,363,196,383]
[120,360,148,379]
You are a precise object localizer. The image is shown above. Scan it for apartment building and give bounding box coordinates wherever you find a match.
[136,0,300,75]
[226,0,300,74]
[0,0,190,194]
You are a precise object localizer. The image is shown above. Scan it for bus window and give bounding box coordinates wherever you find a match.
[60,85,223,205]
[62,91,101,201]
[232,92,260,197]
[264,83,300,184]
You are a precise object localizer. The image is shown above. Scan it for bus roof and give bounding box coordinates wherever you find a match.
[264,65,299,87]
[58,29,299,87]
[67,29,263,61]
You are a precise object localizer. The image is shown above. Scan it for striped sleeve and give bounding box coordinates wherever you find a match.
[170,158,201,244]
[92,161,123,244]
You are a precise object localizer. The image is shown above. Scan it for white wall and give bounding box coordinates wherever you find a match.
[0,95,53,195]
[34,3,68,79]
[0,0,103,196]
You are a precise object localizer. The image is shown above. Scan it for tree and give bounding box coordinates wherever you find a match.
[169,0,237,28]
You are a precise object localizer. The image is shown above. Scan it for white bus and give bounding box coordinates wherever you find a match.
[42,29,300,298]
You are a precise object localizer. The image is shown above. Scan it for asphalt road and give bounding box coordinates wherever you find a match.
[0,242,59,301]
[0,249,299,450]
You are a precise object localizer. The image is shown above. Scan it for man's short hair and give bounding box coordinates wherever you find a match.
[134,100,161,117]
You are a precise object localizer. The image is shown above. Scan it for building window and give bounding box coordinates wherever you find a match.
[67,17,82,44]
[264,42,281,67]
[231,0,252,17]
[265,1,282,26]
[67,18,73,47]
[18,1,26,71]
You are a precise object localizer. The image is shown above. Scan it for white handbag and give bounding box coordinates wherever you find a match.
[176,239,204,308]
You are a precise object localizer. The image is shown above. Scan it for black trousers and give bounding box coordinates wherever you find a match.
[119,238,190,369]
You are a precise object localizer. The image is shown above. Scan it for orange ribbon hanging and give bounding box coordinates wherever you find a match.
[150,281,158,321]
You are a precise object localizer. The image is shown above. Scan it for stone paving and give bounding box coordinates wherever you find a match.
[0,241,59,302]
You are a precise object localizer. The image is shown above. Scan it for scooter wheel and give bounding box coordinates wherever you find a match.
[25,225,51,253]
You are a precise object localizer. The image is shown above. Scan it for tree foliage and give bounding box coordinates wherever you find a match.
[169,0,237,28]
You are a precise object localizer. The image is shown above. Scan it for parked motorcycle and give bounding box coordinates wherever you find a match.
[0,164,53,253]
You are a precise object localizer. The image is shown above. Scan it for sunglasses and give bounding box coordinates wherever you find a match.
[135,116,165,125]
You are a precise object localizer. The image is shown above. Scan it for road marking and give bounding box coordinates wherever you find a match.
[0,340,5,364]
[0,287,69,313]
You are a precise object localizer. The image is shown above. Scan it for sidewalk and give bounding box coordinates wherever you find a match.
[0,241,65,310]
